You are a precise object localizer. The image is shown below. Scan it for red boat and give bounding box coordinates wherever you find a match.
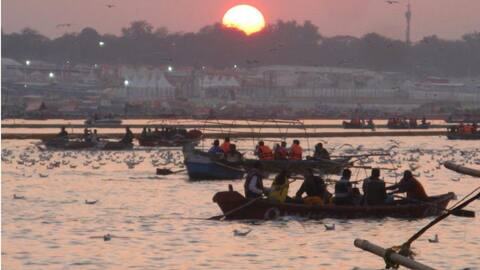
[212,187,455,220]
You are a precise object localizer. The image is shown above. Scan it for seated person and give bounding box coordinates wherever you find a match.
[83,128,92,143]
[225,144,242,163]
[362,168,387,205]
[91,129,99,143]
[387,170,428,201]
[313,143,330,160]
[244,162,270,199]
[255,141,274,160]
[268,170,291,203]
[295,169,330,205]
[274,142,288,160]
[57,126,68,138]
[121,127,134,143]
[333,169,354,205]
[208,139,224,154]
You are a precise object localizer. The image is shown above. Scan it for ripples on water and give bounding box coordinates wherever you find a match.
[2,136,480,269]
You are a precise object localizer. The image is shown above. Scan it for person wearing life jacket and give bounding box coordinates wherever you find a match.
[244,161,269,199]
[289,139,303,160]
[255,141,274,160]
[387,170,428,201]
[274,141,288,160]
[458,122,465,134]
[268,170,291,203]
[221,137,231,154]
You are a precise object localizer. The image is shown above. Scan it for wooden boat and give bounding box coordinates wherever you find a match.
[212,187,455,220]
[183,145,352,180]
[42,138,133,150]
[342,121,374,129]
[447,132,480,140]
[138,129,202,147]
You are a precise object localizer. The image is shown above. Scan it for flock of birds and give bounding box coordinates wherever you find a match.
[3,139,479,242]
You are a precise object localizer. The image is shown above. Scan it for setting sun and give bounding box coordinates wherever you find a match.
[222,4,265,35]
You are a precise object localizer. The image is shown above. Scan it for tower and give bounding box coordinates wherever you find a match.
[405,0,412,45]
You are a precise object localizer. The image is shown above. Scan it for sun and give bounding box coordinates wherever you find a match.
[222,4,266,35]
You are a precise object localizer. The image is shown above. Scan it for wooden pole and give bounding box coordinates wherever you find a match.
[444,161,480,178]
[354,239,435,270]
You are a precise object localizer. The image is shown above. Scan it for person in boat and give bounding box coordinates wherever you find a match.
[225,144,242,163]
[255,141,274,160]
[83,128,92,143]
[367,118,375,128]
[362,168,387,205]
[421,117,427,125]
[473,123,478,133]
[221,137,231,154]
[141,127,148,138]
[57,126,68,138]
[268,170,292,203]
[386,170,428,201]
[91,129,99,143]
[274,141,288,160]
[208,139,224,154]
[333,169,354,205]
[295,169,329,205]
[313,143,330,160]
[289,139,303,160]
[244,161,269,199]
[121,127,134,144]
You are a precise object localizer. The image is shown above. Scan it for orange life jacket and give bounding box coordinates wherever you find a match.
[289,144,303,160]
[259,145,274,160]
[221,142,230,153]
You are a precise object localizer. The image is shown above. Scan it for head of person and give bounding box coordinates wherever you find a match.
[342,169,352,180]
[275,170,288,185]
[281,141,287,147]
[304,168,314,178]
[258,141,265,146]
[229,144,237,151]
[224,137,230,142]
[213,139,220,146]
[403,170,413,180]
[126,127,130,131]
[371,168,380,179]
[293,139,300,145]
[61,126,66,131]
[94,129,97,134]
[317,143,323,149]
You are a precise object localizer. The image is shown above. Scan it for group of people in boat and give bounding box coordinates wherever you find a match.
[388,117,428,128]
[244,163,428,206]
[56,127,133,144]
[345,118,374,127]
[208,138,331,162]
[449,122,478,134]
[140,126,188,140]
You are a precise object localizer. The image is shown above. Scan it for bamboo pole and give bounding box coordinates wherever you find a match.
[354,239,435,270]
[444,161,480,178]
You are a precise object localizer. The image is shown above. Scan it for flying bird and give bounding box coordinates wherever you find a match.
[386,0,399,4]
[233,228,252,237]
[106,4,115,8]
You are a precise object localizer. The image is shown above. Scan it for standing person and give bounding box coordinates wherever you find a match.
[289,139,303,160]
[220,137,231,154]
[333,169,354,205]
[121,127,134,143]
[362,168,387,205]
[83,128,92,143]
[274,141,288,160]
[313,143,330,160]
[208,139,224,154]
[244,162,269,199]
[387,170,428,201]
[255,141,274,160]
[268,170,291,203]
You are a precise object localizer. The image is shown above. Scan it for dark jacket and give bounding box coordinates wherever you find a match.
[363,178,387,205]
[296,176,326,198]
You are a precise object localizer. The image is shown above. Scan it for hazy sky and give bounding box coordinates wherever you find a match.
[2,0,480,41]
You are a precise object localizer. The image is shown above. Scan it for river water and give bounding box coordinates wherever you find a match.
[2,134,479,269]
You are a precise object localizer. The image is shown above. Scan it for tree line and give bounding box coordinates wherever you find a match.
[2,20,480,77]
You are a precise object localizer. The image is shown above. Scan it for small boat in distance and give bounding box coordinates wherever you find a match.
[212,187,455,220]
[138,128,202,147]
[84,114,122,126]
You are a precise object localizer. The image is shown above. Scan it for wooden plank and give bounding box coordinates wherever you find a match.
[444,161,480,178]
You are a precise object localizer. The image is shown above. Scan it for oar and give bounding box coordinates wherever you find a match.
[392,195,475,218]
[208,196,263,221]
[156,168,187,175]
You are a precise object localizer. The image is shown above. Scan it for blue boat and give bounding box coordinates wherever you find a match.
[183,146,245,180]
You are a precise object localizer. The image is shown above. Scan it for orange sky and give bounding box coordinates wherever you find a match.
[2,0,480,41]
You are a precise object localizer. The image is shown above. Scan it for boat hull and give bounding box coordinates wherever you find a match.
[447,133,480,140]
[212,190,455,220]
[387,123,430,129]
[342,121,374,129]
[185,161,245,180]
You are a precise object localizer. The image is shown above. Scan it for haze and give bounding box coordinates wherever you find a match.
[2,0,480,41]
